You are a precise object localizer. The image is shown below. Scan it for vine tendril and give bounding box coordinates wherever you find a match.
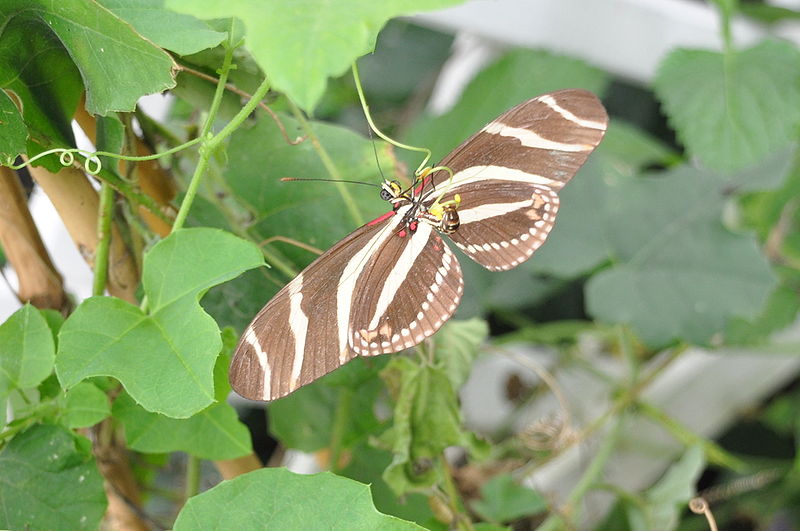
[11,137,204,176]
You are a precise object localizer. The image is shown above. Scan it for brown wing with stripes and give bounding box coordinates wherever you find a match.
[422,89,607,271]
[348,222,463,356]
[229,214,396,401]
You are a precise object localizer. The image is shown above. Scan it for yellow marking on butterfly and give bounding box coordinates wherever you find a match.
[428,194,461,220]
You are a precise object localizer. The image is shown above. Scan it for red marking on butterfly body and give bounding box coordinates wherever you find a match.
[413,175,431,197]
[367,211,395,226]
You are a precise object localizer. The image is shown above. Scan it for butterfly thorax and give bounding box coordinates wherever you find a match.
[380,178,461,235]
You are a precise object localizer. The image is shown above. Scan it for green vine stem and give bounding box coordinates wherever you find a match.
[637,401,746,471]
[184,455,201,500]
[286,99,364,227]
[440,460,474,531]
[171,26,237,232]
[537,416,623,530]
[328,387,353,473]
[93,183,114,296]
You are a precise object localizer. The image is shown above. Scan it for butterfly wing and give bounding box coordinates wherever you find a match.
[348,221,463,356]
[229,205,463,401]
[230,216,392,401]
[423,89,608,270]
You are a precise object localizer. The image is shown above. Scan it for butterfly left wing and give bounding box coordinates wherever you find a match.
[423,89,608,271]
[230,204,463,401]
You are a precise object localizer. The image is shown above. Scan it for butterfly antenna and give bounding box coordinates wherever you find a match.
[281,177,380,188]
[367,126,389,183]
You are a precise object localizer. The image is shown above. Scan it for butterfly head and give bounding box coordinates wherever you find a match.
[380,180,403,202]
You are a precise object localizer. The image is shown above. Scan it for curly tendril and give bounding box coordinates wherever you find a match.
[13,148,104,175]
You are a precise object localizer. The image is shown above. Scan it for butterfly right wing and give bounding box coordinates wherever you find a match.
[421,89,607,271]
[229,215,398,401]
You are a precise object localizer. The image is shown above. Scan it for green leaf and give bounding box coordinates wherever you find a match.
[340,442,435,525]
[0,0,176,115]
[0,304,55,400]
[433,318,488,390]
[110,342,252,460]
[634,445,705,530]
[0,424,106,530]
[173,468,423,530]
[595,120,678,174]
[654,40,800,172]
[0,89,26,165]
[225,113,394,270]
[378,357,486,495]
[0,10,82,170]
[98,0,226,56]
[165,0,464,111]
[269,358,383,452]
[699,145,795,194]
[61,381,111,429]
[56,228,264,418]
[586,165,777,346]
[113,390,252,460]
[405,48,609,165]
[527,157,613,277]
[471,474,547,523]
[726,283,800,344]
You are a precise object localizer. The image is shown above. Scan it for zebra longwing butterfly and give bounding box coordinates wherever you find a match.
[230,89,608,401]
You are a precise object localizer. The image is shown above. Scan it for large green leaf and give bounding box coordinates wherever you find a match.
[0,424,106,531]
[173,468,423,530]
[526,157,614,278]
[60,381,111,429]
[0,304,55,401]
[0,0,176,115]
[0,12,81,170]
[655,40,800,172]
[98,0,226,55]
[586,166,777,346]
[111,344,252,460]
[56,228,264,418]
[0,89,26,165]
[165,0,464,111]
[113,390,251,459]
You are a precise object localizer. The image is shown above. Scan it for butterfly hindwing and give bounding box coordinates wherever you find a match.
[444,180,560,271]
[349,221,463,355]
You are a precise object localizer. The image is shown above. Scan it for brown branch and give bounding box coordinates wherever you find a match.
[177,64,305,146]
[25,162,139,303]
[0,167,68,311]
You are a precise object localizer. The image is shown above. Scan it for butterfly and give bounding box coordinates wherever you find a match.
[230,89,608,401]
